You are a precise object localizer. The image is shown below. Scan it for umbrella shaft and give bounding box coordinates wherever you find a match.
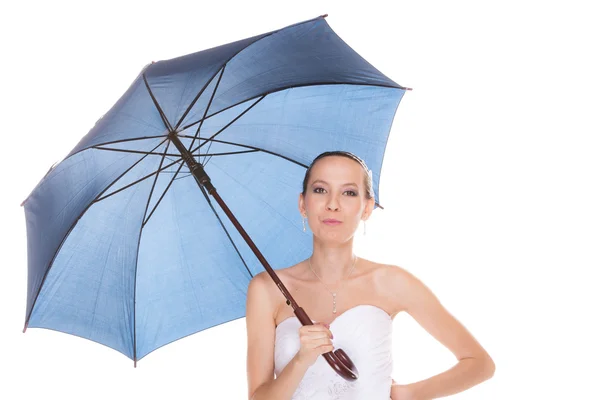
[169,134,310,323]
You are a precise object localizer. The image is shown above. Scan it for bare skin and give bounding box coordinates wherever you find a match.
[246,156,495,400]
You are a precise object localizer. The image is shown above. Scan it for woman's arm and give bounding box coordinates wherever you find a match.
[246,272,310,400]
[382,266,495,400]
[250,354,311,400]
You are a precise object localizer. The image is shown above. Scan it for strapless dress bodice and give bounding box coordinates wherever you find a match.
[274,304,393,400]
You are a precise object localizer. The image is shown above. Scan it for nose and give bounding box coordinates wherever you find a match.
[326,195,340,211]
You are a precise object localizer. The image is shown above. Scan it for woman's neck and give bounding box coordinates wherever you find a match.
[309,240,356,283]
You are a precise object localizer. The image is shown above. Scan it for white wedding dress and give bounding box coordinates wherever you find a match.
[274,304,393,399]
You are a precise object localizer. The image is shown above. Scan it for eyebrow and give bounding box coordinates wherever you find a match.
[311,179,359,188]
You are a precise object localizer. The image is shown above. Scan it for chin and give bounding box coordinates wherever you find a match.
[316,230,355,245]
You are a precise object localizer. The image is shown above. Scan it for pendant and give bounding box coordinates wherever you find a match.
[332,292,337,314]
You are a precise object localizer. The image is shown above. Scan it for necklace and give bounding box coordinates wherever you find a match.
[308,255,357,314]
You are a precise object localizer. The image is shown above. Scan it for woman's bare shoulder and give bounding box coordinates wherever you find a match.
[367,261,421,314]
[362,259,412,282]
[246,271,276,320]
[249,262,304,288]
[247,262,306,320]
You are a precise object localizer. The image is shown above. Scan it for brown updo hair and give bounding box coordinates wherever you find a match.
[302,151,374,199]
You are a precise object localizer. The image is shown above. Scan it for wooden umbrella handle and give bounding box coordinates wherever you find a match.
[294,307,359,381]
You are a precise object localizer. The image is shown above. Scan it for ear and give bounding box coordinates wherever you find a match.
[298,193,306,216]
[361,197,376,221]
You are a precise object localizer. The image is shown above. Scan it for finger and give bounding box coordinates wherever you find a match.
[301,326,333,338]
[310,332,333,342]
[315,338,334,348]
[300,335,331,348]
[300,334,332,346]
[312,323,333,334]
[304,323,329,332]
[318,343,335,354]
[303,338,331,350]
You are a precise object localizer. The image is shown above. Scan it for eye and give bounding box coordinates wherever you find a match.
[343,190,358,196]
[313,187,326,194]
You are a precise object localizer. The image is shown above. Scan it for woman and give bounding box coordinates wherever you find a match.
[246,151,495,399]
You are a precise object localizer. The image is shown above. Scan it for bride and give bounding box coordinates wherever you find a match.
[246,151,495,399]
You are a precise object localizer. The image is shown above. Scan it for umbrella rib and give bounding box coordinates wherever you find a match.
[94,158,183,203]
[93,146,180,157]
[172,12,320,133]
[171,13,323,133]
[131,141,172,363]
[188,67,225,164]
[177,65,226,133]
[184,135,308,169]
[204,149,261,169]
[37,136,170,171]
[209,160,299,226]
[203,149,260,157]
[92,146,259,158]
[23,138,169,329]
[180,82,406,132]
[173,14,333,133]
[143,73,174,133]
[140,141,172,227]
[194,95,265,153]
[142,160,185,228]
[193,67,226,163]
[88,135,169,148]
[164,156,181,164]
[90,138,170,204]
[197,184,254,279]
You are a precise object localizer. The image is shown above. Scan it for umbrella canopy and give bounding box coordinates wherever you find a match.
[22,15,408,364]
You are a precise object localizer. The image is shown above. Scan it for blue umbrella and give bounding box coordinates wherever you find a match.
[22,15,409,379]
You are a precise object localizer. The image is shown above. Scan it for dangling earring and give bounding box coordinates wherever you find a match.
[363,220,367,235]
[303,216,307,232]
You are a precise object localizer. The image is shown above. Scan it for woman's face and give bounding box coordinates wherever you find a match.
[299,156,375,244]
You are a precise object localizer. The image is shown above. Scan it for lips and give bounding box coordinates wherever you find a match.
[322,218,342,225]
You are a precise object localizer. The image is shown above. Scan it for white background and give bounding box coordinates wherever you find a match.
[1,1,598,399]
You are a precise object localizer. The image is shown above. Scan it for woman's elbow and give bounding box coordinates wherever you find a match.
[481,353,496,380]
